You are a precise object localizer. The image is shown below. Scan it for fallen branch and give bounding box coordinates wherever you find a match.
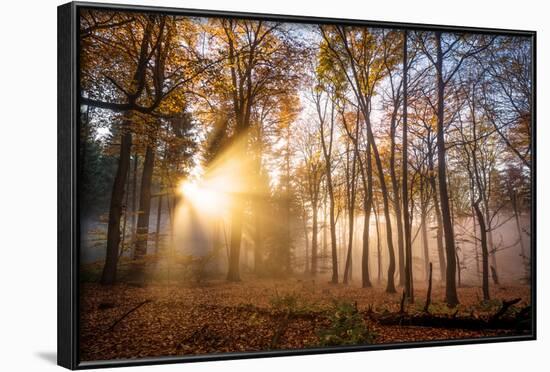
[107,299,151,332]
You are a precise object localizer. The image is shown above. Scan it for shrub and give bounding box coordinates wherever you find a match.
[317,301,376,346]
[270,292,299,313]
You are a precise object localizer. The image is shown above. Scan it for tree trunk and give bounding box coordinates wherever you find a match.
[320,112,338,283]
[254,200,263,273]
[323,194,328,261]
[101,130,132,285]
[362,204,373,288]
[134,144,155,258]
[420,180,430,282]
[435,31,459,306]
[361,142,374,288]
[473,200,490,301]
[321,147,338,284]
[154,194,163,254]
[374,203,382,284]
[390,122,406,287]
[311,199,319,276]
[402,31,414,303]
[120,163,131,257]
[227,201,243,282]
[285,136,293,274]
[212,219,223,274]
[79,107,90,186]
[302,206,310,274]
[487,228,499,285]
[421,211,430,282]
[512,191,527,265]
[424,262,433,312]
[130,154,138,255]
[388,103,404,287]
[428,153,446,282]
[224,134,247,281]
[328,179,338,283]
[343,145,357,284]
[472,210,481,283]
[456,250,462,288]
[373,137,397,294]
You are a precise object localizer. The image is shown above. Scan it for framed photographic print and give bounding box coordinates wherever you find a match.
[58,1,536,369]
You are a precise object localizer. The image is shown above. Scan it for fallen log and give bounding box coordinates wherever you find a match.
[370,298,530,331]
[490,298,521,322]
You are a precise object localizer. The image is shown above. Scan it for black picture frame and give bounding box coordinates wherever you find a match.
[58,1,537,369]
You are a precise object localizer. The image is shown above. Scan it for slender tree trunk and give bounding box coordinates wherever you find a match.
[120,163,131,257]
[435,32,459,306]
[341,211,347,275]
[101,130,132,285]
[390,118,406,287]
[344,145,358,284]
[512,191,527,263]
[252,156,264,274]
[319,110,338,283]
[487,228,499,284]
[130,154,138,255]
[252,134,264,274]
[428,153,446,282]
[323,193,328,261]
[227,201,243,282]
[374,142,397,293]
[328,181,338,283]
[421,210,429,282]
[374,203,382,285]
[254,200,263,273]
[362,204,372,288]
[473,201,490,301]
[424,262,433,312]
[362,143,374,288]
[154,194,163,254]
[402,31,414,303]
[223,133,247,282]
[223,121,247,283]
[456,250,462,288]
[285,137,293,274]
[420,178,430,282]
[134,144,155,258]
[469,208,480,283]
[168,193,178,255]
[79,107,90,183]
[212,219,222,274]
[311,199,319,276]
[302,206,310,274]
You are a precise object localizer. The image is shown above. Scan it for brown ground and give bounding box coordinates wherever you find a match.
[79,278,531,361]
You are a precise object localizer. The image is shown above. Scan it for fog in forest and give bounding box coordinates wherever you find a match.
[82,201,530,285]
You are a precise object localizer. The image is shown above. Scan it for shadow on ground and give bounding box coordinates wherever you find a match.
[36,351,57,365]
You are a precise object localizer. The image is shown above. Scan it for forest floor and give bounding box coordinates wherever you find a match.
[79,277,531,361]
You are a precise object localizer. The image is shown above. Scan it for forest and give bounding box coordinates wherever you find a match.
[78,9,533,361]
